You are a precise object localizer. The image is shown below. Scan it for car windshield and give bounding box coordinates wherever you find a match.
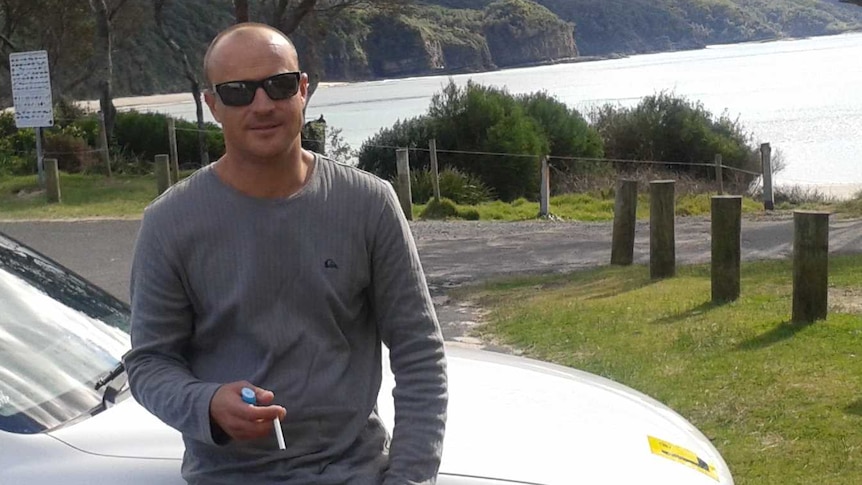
[0,234,131,434]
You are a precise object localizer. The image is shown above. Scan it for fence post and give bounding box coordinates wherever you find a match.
[711,195,741,303]
[761,143,774,210]
[155,154,171,196]
[539,156,550,217]
[45,158,61,204]
[714,154,723,195]
[168,118,179,184]
[792,210,829,324]
[611,179,638,265]
[650,180,676,279]
[395,148,413,221]
[98,111,112,178]
[35,127,45,188]
[429,139,440,202]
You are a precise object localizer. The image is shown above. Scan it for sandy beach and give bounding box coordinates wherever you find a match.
[74,82,349,112]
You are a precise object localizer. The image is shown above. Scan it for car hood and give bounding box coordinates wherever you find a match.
[50,345,732,484]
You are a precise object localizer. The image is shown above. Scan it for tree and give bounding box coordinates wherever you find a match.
[154,0,209,166]
[358,81,607,202]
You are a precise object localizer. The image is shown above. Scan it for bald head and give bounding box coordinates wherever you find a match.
[203,23,298,86]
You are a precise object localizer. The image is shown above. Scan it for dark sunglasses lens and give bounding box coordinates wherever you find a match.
[264,74,299,100]
[217,82,255,106]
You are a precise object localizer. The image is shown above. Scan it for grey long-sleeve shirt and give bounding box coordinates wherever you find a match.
[124,155,447,484]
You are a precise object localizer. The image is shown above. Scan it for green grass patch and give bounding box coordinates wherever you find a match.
[414,192,766,221]
[0,172,857,222]
[464,256,862,485]
[0,172,195,220]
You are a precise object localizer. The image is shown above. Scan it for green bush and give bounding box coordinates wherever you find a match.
[113,111,223,168]
[0,152,33,176]
[420,197,459,219]
[358,80,605,202]
[457,207,481,220]
[590,91,760,185]
[410,167,494,205]
[44,129,99,173]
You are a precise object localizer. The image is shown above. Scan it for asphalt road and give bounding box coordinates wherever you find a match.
[2,215,862,343]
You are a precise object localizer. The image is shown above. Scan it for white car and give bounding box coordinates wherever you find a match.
[0,231,734,484]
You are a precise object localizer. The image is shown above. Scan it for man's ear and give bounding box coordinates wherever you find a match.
[204,90,222,123]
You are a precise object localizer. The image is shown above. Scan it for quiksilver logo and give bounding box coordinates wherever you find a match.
[324,259,338,269]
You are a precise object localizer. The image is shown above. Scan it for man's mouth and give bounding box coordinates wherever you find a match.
[249,123,281,131]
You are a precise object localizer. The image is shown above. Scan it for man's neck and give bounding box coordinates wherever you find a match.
[214,149,315,199]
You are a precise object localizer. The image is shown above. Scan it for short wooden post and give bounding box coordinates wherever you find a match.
[792,210,829,323]
[714,154,724,195]
[650,180,676,279]
[168,118,179,184]
[761,143,774,211]
[611,179,638,265]
[155,154,171,195]
[429,139,440,202]
[395,148,413,221]
[45,158,61,204]
[711,196,742,303]
[98,111,112,177]
[539,156,550,217]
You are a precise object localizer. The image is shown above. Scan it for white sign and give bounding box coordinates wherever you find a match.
[10,50,54,128]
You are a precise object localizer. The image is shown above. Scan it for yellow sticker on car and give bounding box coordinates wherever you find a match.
[648,435,719,481]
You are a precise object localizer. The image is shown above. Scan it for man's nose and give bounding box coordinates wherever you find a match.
[249,86,275,111]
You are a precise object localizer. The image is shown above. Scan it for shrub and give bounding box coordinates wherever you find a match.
[590,91,760,185]
[457,207,481,220]
[44,129,99,173]
[410,167,494,205]
[113,111,223,168]
[420,197,459,219]
[358,80,605,202]
[0,152,33,176]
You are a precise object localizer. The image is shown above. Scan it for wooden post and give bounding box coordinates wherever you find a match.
[155,154,171,196]
[761,143,774,211]
[429,139,441,202]
[168,118,179,184]
[792,210,829,324]
[395,148,413,221]
[35,127,45,188]
[650,180,676,279]
[99,111,112,177]
[711,196,742,303]
[45,158,61,204]
[714,154,724,195]
[611,179,638,266]
[539,156,550,217]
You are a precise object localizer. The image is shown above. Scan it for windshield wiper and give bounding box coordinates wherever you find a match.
[94,360,125,391]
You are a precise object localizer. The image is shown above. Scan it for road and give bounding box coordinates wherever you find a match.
[2,215,861,344]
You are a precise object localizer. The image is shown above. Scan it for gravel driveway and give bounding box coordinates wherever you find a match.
[2,215,861,346]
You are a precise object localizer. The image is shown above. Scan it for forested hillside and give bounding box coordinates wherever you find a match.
[2,0,860,101]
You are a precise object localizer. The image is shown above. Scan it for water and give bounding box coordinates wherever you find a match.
[127,32,862,195]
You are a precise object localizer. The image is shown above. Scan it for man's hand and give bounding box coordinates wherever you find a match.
[210,381,286,441]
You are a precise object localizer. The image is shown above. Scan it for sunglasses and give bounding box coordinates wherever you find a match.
[213,72,302,107]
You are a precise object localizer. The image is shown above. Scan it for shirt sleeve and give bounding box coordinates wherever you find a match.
[370,184,448,485]
[124,208,222,445]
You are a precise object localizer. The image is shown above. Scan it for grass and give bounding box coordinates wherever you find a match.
[0,173,186,220]
[458,256,862,485]
[413,192,766,221]
[1,172,859,221]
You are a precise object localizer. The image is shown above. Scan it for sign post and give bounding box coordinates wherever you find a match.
[10,50,54,188]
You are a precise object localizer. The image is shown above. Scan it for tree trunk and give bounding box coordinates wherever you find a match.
[154,0,210,165]
[234,0,249,22]
[90,0,116,140]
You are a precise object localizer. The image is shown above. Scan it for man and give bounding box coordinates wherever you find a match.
[124,22,447,485]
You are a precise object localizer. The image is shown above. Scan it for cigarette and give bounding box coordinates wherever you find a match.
[273,417,286,450]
